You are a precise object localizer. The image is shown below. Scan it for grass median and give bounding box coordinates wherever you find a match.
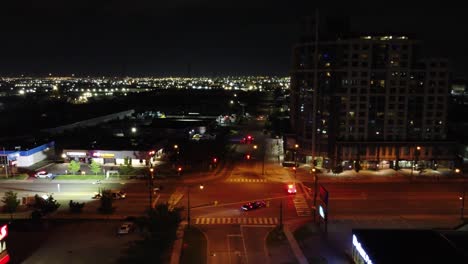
[180,227,207,264]
[0,174,29,180]
[53,175,106,180]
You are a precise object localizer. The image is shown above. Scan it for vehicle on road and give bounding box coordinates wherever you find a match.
[117,222,133,235]
[241,201,266,211]
[92,193,102,199]
[287,184,297,194]
[35,171,54,179]
[112,191,126,199]
[240,135,254,144]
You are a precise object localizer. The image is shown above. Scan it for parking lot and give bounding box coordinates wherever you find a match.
[20,220,140,264]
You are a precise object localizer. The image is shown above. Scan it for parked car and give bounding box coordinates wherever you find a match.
[35,171,54,179]
[241,201,266,211]
[117,222,133,235]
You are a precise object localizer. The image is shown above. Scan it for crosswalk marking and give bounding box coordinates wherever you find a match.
[193,217,279,225]
[293,195,312,217]
[226,178,268,183]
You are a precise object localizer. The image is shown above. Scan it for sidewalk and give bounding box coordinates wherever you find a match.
[299,166,465,183]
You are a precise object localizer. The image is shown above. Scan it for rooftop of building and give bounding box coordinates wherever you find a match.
[0,138,54,152]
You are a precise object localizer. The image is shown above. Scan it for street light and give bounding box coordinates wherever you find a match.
[294,144,299,167]
[188,184,204,228]
[148,167,155,211]
[411,146,421,179]
[312,168,318,222]
[460,192,465,220]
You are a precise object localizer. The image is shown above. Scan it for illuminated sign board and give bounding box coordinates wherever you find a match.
[0,226,6,241]
[66,152,87,156]
[319,185,329,205]
[0,224,9,264]
[92,152,115,158]
[319,205,325,219]
[353,235,373,264]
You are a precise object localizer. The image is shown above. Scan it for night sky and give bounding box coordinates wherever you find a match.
[0,1,466,77]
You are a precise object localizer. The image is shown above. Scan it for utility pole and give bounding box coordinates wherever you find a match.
[311,9,319,169]
[460,189,466,220]
[148,167,154,211]
[187,187,191,228]
[279,200,283,230]
[313,168,318,222]
[2,147,8,178]
[262,144,265,175]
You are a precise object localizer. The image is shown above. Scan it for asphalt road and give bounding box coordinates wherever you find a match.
[187,119,298,264]
[0,182,122,200]
[306,181,468,218]
[0,181,175,217]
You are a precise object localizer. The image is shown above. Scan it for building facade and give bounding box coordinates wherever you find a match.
[0,141,55,168]
[290,34,457,169]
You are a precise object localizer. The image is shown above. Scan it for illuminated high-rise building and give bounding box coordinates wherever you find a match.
[290,30,457,170]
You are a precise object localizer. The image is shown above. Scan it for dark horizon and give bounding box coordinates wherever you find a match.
[1,1,467,78]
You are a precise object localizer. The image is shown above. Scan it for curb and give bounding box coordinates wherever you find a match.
[283,225,309,264]
[170,221,187,264]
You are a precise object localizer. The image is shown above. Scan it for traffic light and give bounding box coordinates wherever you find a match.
[178,167,182,172]
[246,154,251,160]
[213,157,218,163]
[247,135,252,140]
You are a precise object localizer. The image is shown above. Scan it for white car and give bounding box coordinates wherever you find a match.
[117,222,133,235]
[35,171,53,179]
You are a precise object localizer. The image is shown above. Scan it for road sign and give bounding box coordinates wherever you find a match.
[319,185,328,205]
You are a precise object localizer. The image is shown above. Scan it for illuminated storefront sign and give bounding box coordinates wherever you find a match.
[92,152,115,158]
[0,225,10,264]
[66,152,87,156]
[353,235,373,264]
[0,225,6,241]
[319,205,325,219]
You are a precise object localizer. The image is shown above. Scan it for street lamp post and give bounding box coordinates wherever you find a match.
[279,200,283,230]
[411,146,421,180]
[294,144,299,167]
[312,168,318,222]
[148,167,154,211]
[187,184,204,229]
[174,144,179,163]
[460,190,465,220]
[262,144,266,176]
